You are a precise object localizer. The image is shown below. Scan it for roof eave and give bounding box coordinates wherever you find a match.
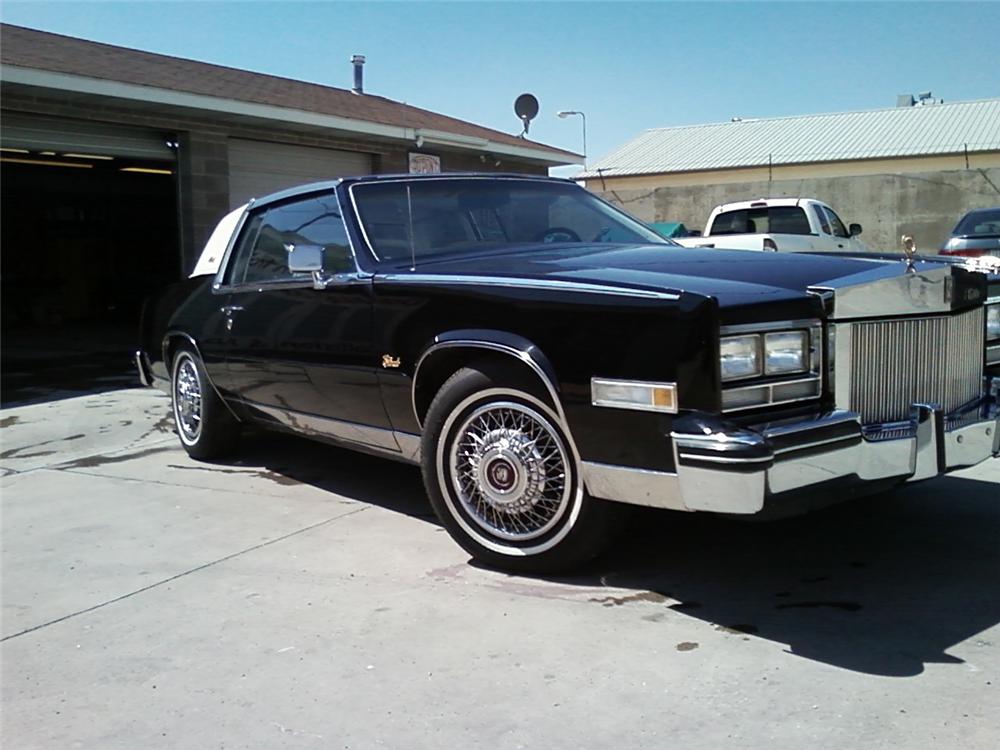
[579,148,1000,181]
[1,65,582,167]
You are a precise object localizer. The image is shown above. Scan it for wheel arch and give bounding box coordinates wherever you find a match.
[162,331,241,421]
[411,329,564,430]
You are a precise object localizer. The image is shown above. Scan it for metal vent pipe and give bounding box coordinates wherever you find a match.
[351,55,365,94]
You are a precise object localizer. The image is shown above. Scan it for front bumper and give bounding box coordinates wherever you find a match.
[582,378,1000,515]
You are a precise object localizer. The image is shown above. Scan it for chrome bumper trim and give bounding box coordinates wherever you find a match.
[583,382,1000,515]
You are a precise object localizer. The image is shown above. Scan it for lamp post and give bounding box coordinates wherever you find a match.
[557,110,587,169]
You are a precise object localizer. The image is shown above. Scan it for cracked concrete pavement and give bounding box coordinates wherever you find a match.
[1,386,998,749]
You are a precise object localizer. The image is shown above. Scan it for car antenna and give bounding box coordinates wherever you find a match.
[406,184,416,271]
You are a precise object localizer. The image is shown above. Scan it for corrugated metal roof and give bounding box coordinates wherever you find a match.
[580,99,1000,179]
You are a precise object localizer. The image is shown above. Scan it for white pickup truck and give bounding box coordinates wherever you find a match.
[674,197,870,254]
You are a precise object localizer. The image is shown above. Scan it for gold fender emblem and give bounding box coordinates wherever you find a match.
[382,354,401,369]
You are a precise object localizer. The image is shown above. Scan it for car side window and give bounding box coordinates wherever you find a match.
[233,195,355,285]
[223,213,263,286]
[823,206,849,238]
[813,205,831,235]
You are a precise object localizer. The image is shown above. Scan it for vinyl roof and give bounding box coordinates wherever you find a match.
[0,24,579,164]
[580,98,1000,179]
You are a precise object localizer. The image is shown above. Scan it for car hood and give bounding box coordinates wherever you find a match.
[378,243,907,305]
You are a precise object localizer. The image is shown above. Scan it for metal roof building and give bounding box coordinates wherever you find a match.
[580,98,1000,259]
[580,98,1000,182]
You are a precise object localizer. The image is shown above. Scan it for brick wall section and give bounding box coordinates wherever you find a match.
[2,90,548,273]
[176,132,230,272]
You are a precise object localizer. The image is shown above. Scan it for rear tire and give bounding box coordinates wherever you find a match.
[421,362,629,573]
[171,348,240,460]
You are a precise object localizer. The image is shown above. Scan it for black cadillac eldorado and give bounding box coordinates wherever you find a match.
[136,174,1000,571]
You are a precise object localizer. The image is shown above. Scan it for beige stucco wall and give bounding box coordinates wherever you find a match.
[588,158,1000,254]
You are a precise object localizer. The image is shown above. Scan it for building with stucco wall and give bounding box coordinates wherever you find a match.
[580,98,1000,254]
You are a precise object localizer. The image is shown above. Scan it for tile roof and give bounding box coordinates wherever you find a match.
[0,24,578,162]
[581,98,1000,178]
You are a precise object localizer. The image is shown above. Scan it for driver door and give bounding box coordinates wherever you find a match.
[217,193,396,450]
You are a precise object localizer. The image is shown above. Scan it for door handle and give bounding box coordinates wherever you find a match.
[220,305,244,315]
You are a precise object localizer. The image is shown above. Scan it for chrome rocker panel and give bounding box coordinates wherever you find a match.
[583,378,1000,515]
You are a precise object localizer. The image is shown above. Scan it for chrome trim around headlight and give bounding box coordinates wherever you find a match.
[719,320,823,412]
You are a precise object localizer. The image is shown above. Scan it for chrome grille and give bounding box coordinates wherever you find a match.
[849,307,984,424]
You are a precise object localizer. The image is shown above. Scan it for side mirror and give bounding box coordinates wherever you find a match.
[849,223,863,237]
[286,243,325,273]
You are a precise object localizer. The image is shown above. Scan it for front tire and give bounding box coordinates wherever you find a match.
[421,363,628,573]
[171,348,240,460]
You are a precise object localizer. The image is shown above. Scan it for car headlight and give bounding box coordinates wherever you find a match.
[721,330,810,381]
[764,330,808,375]
[720,335,762,381]
[987,304,1000,341]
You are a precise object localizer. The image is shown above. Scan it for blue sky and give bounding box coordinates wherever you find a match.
[3,1,998,173]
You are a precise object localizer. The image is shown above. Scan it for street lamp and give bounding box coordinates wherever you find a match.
[557,110,587,168]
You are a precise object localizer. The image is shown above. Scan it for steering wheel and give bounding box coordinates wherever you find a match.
[534,226,582,244]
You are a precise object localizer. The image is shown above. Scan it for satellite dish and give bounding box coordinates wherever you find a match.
[514,93,539,136]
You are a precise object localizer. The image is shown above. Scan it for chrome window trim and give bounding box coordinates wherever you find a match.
[212,200,253,293]
[214,191,363,294]
[590,377,678,414]
[379,273,680,301]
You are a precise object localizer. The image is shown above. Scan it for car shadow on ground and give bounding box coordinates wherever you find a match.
[212,431,1000,678]
[220,431,436,522]
[569,476,1000,677]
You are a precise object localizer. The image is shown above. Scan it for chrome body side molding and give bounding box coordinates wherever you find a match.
[245,400,422,465]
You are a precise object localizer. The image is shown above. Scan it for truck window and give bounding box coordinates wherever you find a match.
[822,206,849,238]
[813,205,831,234]
[708,206,811,235]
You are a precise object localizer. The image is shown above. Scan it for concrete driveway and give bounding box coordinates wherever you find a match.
[2,386,998,749]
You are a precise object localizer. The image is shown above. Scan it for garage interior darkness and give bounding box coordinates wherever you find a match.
[1,118,181,403]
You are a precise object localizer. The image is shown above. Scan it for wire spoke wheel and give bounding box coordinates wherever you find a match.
[448,401,571,542]
[173,355,203,443]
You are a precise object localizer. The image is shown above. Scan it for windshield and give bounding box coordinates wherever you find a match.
[955,208,1000,237]
[351,178,671,262]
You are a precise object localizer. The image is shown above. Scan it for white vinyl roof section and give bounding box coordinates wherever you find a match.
[581,99,1000,179]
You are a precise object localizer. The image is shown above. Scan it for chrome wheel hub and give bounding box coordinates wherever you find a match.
[450,402,571,541]
[174,357,202,441]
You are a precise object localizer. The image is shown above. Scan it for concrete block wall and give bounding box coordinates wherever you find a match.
[594,167,1000,254]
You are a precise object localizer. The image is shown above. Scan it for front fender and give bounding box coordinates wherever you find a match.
[412,329,563,429]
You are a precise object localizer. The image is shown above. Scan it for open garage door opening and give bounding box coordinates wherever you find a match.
[1,115,179,403]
